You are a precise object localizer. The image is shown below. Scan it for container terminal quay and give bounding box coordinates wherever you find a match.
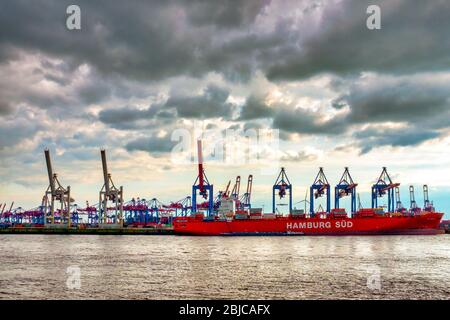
[0,140,448,235]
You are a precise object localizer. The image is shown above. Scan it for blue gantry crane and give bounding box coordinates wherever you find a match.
[409,185,417,210]
[395,186,405,213]
[123,197,148,225]
[335,167,358,214]
[422,185,435,211]
[148,198,164,222]
[371,167,399,212]
[310,167,330,216]
[273,168,292,214]
[408,185,423,215]
[169,196,192,216]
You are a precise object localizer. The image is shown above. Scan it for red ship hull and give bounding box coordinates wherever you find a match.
[173,212,444,236]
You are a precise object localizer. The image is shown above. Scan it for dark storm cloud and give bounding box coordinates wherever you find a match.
[334,78,450,126]
[125,134,177,153]
[0,100,13,115]
[243,122,263,131]
[0,122,40,148]
[0,109,43,148]
[354,127,441,154]
[98,105,160,125]
[185,0,271,28]
[201,30,286,82]
[165,85,234,119]
[33,130,115,163]
[2,0,449,84]
[98,84,234,130]
[97,103,178,131]
[266,0,450,80]
[272,105,347,135]
[0,55,134,121]
[43,73,72,86]
[331,75,450,152]
[269,73,450,151]
[2,0,450,158]
[0,0,270,82]
[237,94,345,136]
[76,79,112,105]
[238,95,274,120]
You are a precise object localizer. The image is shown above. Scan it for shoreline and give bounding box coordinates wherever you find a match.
[0,226,174,235]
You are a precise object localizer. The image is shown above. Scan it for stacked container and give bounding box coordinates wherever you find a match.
[249,208,263,220]
[329,208,347,219]
[289,209,306,219]
[234,209,249,220]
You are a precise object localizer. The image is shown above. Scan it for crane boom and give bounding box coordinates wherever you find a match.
[371,167,398,212]
[224,180,231,197]
[197,140,205,194]
[44,149,55,193]
[231,176,241,199]
[101,149,110,193]
[246,175,253,203]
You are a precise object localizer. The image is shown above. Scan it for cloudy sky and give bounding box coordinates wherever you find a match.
[1,0,449,216]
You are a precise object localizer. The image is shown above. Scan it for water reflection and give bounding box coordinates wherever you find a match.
[0,235,449,299]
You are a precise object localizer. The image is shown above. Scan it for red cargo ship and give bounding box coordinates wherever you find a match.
[176,140,445,236]
[173,210,444,236]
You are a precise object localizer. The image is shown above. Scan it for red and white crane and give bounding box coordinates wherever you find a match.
[192,139,214,214]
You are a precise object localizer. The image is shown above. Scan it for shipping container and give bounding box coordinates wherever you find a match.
[250,212,262,216]
[288,213,306,219]
[291,209,305,215]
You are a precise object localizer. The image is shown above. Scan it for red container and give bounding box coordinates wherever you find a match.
[194,213,204,220]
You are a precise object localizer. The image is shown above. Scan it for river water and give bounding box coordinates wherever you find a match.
[0,234,449,299]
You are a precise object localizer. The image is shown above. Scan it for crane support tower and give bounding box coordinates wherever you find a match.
[409,185,417,210]
[179,196,192,216]
[395,186,404,212]
[192,140,214,215]
[148,198,164,222]
[371,167,399,213]
[42,149,73,227]
[409,185,423,215]
[423,185,430,209]
[310,167,330,216]
[273,168,292,214]
[335,167,358,213]
[423,185,435,211]
[239,175,253,210]
[99,149,123,228]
